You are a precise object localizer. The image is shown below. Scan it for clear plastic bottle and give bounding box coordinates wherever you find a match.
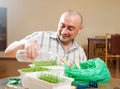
[16,49,61,63]
[16,50,32,62]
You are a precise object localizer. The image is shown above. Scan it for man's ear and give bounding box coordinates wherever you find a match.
[78,25,83,33]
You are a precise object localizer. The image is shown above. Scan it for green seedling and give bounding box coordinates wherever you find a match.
[33,60,57,67]
[39,73,60,83]
[19,67,49,72]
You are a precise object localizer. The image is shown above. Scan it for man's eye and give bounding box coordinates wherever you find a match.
[60,25,65,28]
[68,27,74,31]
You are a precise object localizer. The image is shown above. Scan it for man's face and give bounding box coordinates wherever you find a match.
[57,14,83,44]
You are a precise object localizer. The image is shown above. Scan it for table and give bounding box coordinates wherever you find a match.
[0,77,120,89]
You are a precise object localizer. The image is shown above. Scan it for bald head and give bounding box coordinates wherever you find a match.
[60,10,83,25]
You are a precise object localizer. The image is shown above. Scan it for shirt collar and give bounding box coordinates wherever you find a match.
[71,40,79,49]
[50,32,79,49]
[49,32,58,39]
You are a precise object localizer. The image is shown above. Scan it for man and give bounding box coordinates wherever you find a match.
[5,10,87,64]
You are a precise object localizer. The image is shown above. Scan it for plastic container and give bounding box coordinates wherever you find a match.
[29,64,65,76]
[25,72,74,89]
[18,70,36,88]
[42,66,65,76]
[18,71,30,88]
[18,70,49,88]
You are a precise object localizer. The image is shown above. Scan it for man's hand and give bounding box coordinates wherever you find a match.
[24,40,40,59]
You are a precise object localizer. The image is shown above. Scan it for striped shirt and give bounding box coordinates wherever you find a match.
[17,31,87,64]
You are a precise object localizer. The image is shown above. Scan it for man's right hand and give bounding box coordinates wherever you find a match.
[24,40,40,60]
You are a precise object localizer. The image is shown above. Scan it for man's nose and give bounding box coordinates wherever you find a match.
[61,28,68,34]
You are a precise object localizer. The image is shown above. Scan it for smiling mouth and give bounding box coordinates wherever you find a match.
[62,35,69,39]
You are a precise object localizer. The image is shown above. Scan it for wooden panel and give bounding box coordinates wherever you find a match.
[88,38,105,59]
[0,57,31,78]
[88,38,110,59]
